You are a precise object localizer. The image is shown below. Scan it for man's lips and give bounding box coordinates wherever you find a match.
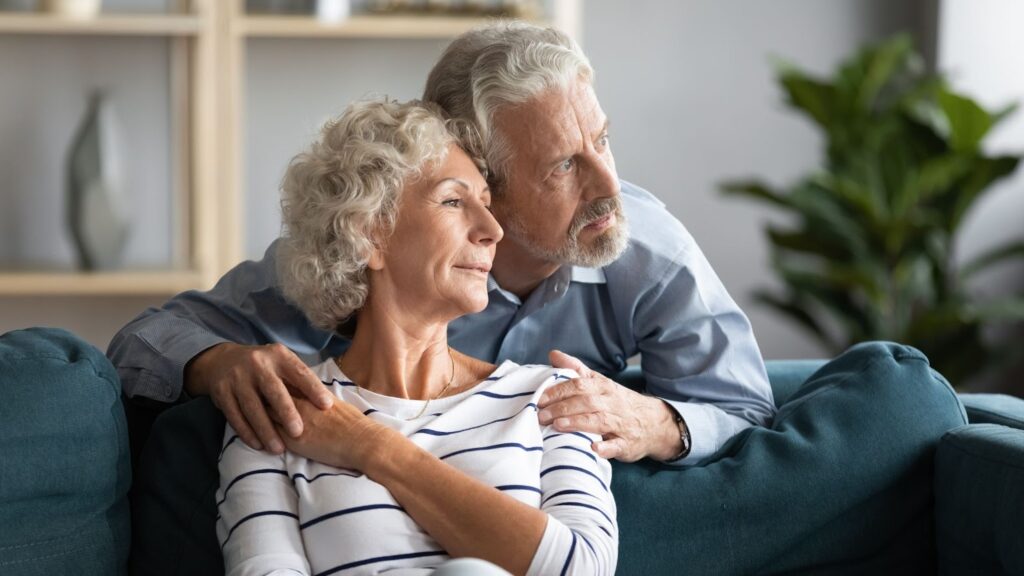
[584,213,616,232]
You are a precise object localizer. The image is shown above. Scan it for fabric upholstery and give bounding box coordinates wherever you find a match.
[0,327,131,576]
[935,424,1024,576]
[612,342,967,575]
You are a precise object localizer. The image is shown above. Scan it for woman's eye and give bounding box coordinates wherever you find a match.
[442,198,463,208]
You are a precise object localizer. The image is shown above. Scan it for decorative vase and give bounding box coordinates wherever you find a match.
[66,92,129,271]
[44,0,101,19]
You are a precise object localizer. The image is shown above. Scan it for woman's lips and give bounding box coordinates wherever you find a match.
[454,265,490,276]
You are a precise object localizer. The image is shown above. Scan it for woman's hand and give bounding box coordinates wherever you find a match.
[277,396,400,472]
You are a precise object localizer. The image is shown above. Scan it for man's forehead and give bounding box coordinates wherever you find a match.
[501,82,606,153]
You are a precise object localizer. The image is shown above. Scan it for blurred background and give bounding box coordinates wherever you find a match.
[1,0,1021,394]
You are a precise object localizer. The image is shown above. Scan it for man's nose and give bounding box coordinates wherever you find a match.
[582,153,619,202]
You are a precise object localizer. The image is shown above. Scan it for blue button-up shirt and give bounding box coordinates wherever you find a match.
[109,181,775,464]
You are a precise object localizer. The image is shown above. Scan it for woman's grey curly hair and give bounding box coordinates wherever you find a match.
[277,98,485,332]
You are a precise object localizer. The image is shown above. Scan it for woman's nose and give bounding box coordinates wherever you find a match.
[472,205,503,246]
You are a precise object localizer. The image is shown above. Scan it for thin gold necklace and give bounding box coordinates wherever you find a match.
[405,345,457,421]
[340,346,457,421]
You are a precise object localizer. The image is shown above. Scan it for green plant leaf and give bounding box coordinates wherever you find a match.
[719,180,793,210]
[855,33,914,111]
[949,155,1021,230]
[939,88,996,153]
[893,153,973,218]
[778,68,836,128]
[961,241,1024,280]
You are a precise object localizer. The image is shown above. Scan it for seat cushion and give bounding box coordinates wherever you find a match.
[935,424,1024,576]
[613,341,966,575]
[0,327,131,576]
[130,397,225,576]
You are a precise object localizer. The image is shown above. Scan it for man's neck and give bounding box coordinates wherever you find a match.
[491,239,562,300]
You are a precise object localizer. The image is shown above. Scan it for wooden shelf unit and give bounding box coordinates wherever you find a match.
[235,14,545,39]
[0,271,204,296]
[0,13,201,36]
[0,1,580,296]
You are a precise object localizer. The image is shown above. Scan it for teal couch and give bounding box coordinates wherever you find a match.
[2,327,1023,575]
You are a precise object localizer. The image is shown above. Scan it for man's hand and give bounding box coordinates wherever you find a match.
[539,350,683,462]
[185,342,335,454]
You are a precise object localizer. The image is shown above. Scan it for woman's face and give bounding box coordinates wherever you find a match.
[369,144,503,322]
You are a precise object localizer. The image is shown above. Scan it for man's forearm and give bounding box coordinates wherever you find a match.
[108,308,228,402]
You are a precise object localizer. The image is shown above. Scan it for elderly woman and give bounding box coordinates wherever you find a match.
[215,99,617,576]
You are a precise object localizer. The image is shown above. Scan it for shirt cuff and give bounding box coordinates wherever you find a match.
[657,399,719,466]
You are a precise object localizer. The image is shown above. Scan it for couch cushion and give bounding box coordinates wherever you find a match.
[935,424,1024,576]
[130,397,225,575]
[612,341,966,574]
[958,393,1024,429]
[0,327,131,576]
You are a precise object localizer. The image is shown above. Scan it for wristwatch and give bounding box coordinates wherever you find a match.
[665,403,691,461]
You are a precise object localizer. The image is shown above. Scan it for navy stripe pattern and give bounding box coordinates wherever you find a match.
[217,360,617,575]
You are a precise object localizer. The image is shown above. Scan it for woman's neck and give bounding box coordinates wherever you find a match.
[337,304,453,401]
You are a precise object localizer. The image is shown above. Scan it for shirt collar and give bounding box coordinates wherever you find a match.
[486,264,607,300]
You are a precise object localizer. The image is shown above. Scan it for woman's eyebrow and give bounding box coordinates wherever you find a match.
[435,178,470,191]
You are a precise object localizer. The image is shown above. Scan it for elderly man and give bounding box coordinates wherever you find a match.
[109,22,775,466]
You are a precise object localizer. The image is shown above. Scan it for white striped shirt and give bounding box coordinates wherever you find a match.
[216,360,618,576]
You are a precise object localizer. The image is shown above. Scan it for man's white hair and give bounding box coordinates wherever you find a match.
[424,22,593,193]
[277,98,483,332]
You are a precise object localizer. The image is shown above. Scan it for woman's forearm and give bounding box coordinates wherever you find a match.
[362,433,548,575]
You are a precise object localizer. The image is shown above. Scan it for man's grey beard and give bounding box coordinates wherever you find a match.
[504,196,629,268]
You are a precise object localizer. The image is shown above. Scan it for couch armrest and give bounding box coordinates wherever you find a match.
[935,424,1024,576]
[958,393,1024,430]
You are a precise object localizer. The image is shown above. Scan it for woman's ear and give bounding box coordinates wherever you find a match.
[367,245,385,271]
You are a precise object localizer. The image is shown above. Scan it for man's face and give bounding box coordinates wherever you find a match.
[491,79,627,268]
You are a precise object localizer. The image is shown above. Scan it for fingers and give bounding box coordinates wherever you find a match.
[593,437,632,461]
[539,375,606,408]
[275,345,334,409]
[217,388,262,452]
[538,392,606,425]
[551,411,616,436]
[259,375,304,438]
[237,383,285,454]
[548,349,593,377]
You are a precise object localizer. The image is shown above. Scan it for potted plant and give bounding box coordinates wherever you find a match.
[721,34,1024,386]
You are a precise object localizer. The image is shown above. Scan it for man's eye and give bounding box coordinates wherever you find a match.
[598,133,610,147]
[442,199,463,208]
[557,158,575,173]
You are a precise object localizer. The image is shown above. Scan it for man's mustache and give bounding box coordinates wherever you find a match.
[568,197,622,238]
